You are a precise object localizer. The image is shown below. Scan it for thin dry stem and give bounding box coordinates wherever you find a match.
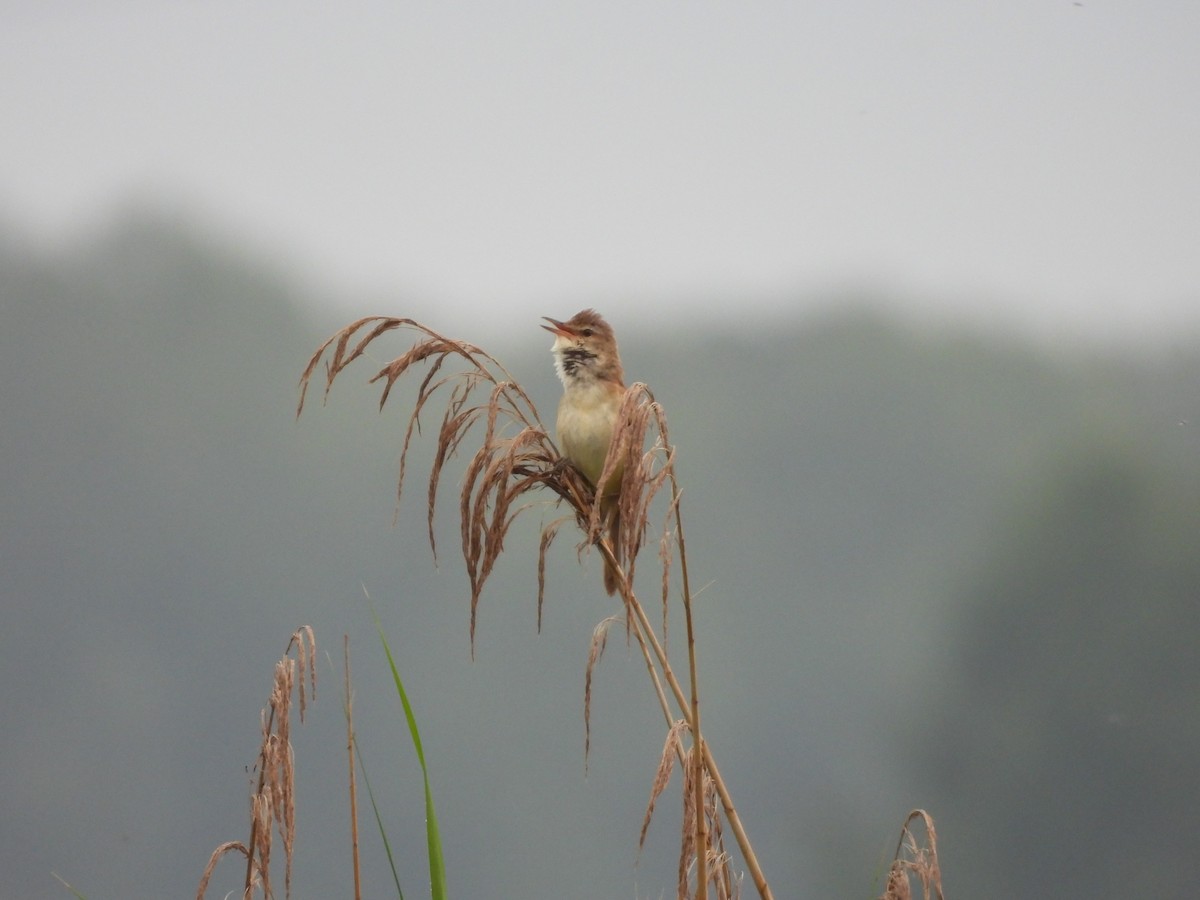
[344,636,362,900]
[637,727,739,900]
[582,545,679,771]
[597,537,772,899]
[680,748,739,900]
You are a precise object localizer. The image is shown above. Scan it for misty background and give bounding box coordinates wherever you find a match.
[3,3,1199,899]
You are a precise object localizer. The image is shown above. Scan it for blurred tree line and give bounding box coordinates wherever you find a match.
[0,208,1195,898]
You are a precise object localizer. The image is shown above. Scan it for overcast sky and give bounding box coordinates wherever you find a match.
[3,1,1198,339]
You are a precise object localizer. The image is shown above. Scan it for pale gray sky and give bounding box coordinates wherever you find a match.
[3,1,1198,339]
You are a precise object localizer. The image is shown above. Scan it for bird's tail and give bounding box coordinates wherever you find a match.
[602,503,621,596]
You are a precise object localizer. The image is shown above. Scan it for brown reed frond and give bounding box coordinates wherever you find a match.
[537,515,572,631]
[583,616,623,767]
[639,719,690,860]
[657,489,683,642]
[197,628,316,900]
[636,723,739,900]
[299,318,545,567]
[195,842,258,900]
[299,318,775,898]
[880,810,944,900]
[298,319,672,653]
[590,384,676,594]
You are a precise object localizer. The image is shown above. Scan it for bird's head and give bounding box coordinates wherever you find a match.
[541,309,624,388]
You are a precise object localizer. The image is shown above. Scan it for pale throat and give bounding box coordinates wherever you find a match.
[552,348,623,491]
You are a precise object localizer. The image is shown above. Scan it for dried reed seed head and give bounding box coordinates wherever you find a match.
[194,841,254,900]
[300,315,687,674]
[879,810,943,900]
[583,616,624,766]
[638,719,690,855]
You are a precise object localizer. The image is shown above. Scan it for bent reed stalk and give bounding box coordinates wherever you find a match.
[298,316,771,900]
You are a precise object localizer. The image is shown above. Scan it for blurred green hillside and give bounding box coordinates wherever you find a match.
[2,210,1196,898]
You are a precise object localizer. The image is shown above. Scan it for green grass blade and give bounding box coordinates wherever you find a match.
[353,738,405,898]
[370,607,448,900]
[52,872,87,899]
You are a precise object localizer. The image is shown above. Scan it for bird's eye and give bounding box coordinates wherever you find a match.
[581,328,593,337]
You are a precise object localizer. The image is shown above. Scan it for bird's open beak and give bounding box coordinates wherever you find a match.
[541,316,576,338]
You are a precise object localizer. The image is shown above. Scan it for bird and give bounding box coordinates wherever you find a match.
[542,309,626,594]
